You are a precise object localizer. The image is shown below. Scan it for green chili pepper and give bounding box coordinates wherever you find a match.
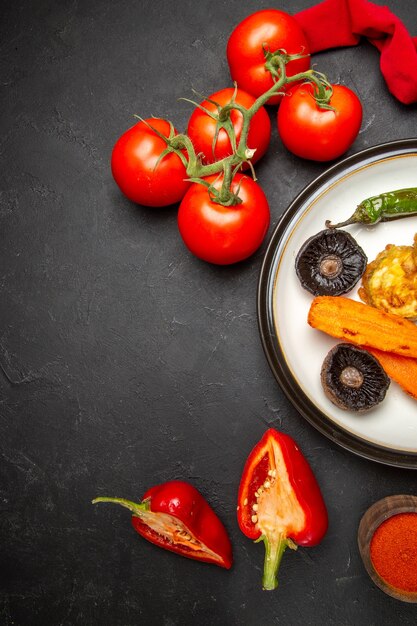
[325,188,417,229]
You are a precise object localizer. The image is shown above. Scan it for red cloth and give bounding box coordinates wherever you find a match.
[294,0,417,104]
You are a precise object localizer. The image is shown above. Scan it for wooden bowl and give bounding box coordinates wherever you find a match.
[358,494,417,602]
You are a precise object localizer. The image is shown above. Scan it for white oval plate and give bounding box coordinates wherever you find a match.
[258,139,417,468]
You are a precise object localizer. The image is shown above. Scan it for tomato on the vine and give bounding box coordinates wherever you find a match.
[111,118,190,207]
[178,174,270,265]
[187,88,271,167]
[277,84,363,161]
[227,10,310,106]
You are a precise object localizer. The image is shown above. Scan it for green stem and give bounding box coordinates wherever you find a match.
[156,54,334,205]
[218,161,234,204]
[235,63,330,156]
[192,154,243,179]
[170,133,198,171]
[303,70,334,109]
[218,101,247,121]
[236,56,288,153]
[92,496,150,517]
[260,534,288,591]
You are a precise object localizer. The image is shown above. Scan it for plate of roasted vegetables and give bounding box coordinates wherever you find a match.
[258,139,417,468]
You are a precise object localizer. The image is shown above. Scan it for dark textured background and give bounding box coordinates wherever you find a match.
[1,0,417,624]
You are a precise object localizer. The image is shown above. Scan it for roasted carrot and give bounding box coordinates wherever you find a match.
[308,296,417,358]
[365,347,417,400]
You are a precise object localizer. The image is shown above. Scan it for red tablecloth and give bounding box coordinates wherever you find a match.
[295,0,417,104]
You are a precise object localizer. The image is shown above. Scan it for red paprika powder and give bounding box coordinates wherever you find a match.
[370,512,417,593]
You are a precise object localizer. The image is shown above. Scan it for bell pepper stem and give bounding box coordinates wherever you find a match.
[92,496,150,517]
[258,533,288,591]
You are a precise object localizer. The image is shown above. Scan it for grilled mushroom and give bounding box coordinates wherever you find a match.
[295,229,367,296]
[321,343,390,412]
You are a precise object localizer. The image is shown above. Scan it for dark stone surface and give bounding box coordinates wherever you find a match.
[1,0,417,624]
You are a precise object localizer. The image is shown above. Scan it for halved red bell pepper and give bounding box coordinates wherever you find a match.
[237,429,328,590]
[93,480,232,569]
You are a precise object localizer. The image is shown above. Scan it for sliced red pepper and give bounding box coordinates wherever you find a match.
[237,429,328,590]
[93,480,232,569]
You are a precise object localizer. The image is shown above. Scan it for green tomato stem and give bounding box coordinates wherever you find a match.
[159,52,334,205]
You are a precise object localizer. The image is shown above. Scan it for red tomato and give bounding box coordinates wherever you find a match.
[111,118,190,207]
[187,88,271,167]
[227,10,310,106]
[178,174,270,265]
[277,83,363,161]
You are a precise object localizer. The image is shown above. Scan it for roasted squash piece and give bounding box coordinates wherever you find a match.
[358,234,417,319]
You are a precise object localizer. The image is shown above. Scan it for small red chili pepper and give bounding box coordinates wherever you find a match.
[93,480,232,569]
[237,429,328,590]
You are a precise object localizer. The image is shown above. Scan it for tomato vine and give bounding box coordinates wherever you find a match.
[111,8,363,264]
[143,52,334,207]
